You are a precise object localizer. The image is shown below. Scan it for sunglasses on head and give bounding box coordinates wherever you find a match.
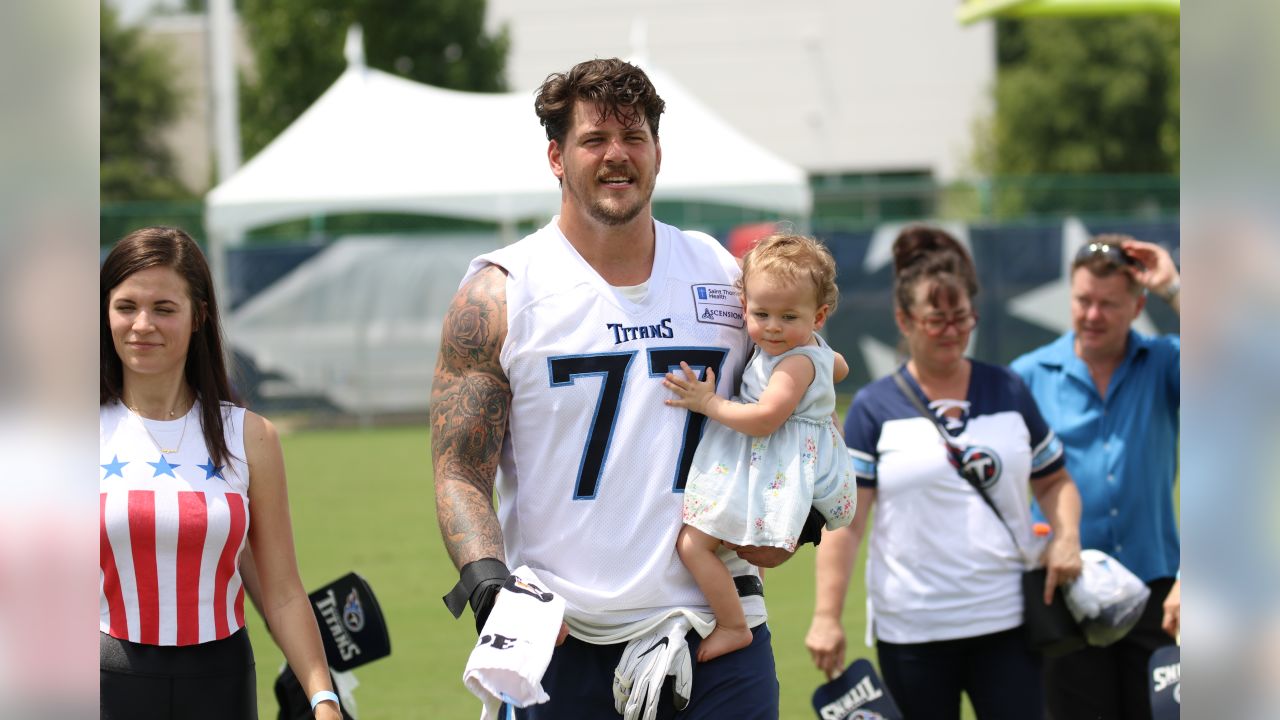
[1074,241,1145,271]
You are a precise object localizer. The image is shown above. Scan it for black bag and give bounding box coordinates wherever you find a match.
[1021,568,1087,657]
[892,370,1084,656]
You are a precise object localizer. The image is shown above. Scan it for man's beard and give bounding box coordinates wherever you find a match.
[588,195,647,226]
[566,167,654,227]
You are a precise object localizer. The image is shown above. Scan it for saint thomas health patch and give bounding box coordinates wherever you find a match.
[691,283,744,328]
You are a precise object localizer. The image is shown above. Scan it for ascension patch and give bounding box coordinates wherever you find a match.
[691,283,744,328]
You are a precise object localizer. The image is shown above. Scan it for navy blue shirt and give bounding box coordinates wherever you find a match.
[1013,330,1180,583]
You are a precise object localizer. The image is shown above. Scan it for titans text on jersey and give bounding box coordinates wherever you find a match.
[607,318,674,345]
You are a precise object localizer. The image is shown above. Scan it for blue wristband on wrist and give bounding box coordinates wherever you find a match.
[310,690,340,711]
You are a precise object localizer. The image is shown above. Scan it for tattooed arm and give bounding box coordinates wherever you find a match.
[431,264,511,570]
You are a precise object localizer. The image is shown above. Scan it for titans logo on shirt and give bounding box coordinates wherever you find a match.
[960,446,1003,489]
[691,283,744,328]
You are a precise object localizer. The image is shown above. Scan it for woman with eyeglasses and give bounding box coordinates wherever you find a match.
[805,225,1083,719]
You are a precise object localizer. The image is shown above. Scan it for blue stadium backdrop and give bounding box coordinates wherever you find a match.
[217,217,1179,401]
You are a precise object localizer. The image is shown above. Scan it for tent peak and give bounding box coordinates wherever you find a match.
[344,24,365,69]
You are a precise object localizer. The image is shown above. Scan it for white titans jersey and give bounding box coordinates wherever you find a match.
[461,217,758,632]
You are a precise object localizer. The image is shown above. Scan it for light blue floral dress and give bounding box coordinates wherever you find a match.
[683,334,856,551]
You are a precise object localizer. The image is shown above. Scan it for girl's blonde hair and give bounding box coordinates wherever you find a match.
[739,233,840,313]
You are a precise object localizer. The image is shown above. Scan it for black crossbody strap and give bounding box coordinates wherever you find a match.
[891,369,1021,552]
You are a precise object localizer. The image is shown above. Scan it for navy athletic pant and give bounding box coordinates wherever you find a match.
[501,622,779,720]
[876,626,1042,720]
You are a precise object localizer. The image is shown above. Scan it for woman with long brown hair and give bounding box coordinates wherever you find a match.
[99,227,339,719]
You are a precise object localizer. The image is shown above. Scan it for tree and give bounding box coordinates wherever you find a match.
[100,1,192,201]
[239,0,510,159]
[986,15,1179,175]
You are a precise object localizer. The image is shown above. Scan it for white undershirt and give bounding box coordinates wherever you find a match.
[612,280,649,303]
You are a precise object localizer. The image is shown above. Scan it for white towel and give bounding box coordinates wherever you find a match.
[462,565,566,720]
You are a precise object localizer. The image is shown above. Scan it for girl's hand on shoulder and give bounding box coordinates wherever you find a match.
[664,361,718,415]
[314,702,343,720]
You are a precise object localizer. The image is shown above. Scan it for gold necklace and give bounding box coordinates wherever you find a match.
[136,412,188,455]
[126,395,190,455]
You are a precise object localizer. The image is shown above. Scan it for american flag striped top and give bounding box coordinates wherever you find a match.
[99,400,251,646]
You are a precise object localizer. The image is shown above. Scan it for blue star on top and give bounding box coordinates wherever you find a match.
[148,455,181,478]
[197,458,225,480]
[101,455,129,479]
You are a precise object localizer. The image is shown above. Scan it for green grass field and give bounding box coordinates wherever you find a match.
[251,424,971,719]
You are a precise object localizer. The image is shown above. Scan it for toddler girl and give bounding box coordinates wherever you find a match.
[665,233,856,661]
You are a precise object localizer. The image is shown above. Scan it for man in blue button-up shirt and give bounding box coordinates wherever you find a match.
[1013,235,1180,720]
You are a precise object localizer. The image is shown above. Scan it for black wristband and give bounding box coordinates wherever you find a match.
[442,558,510,633]
[796,507,825,547]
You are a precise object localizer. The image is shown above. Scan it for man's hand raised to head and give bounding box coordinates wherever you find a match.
[1120,238,1180,308]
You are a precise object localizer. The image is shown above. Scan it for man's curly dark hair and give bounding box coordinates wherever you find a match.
[534,58,666,144]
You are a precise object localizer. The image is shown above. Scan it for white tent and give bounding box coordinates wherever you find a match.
[227,234,493,415]
[205,39,812,249]
[209,37,812,415]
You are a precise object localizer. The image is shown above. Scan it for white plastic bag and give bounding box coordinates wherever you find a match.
[1064,549,1151,647]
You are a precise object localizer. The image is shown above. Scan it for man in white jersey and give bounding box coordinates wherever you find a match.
[432,58,803,719]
